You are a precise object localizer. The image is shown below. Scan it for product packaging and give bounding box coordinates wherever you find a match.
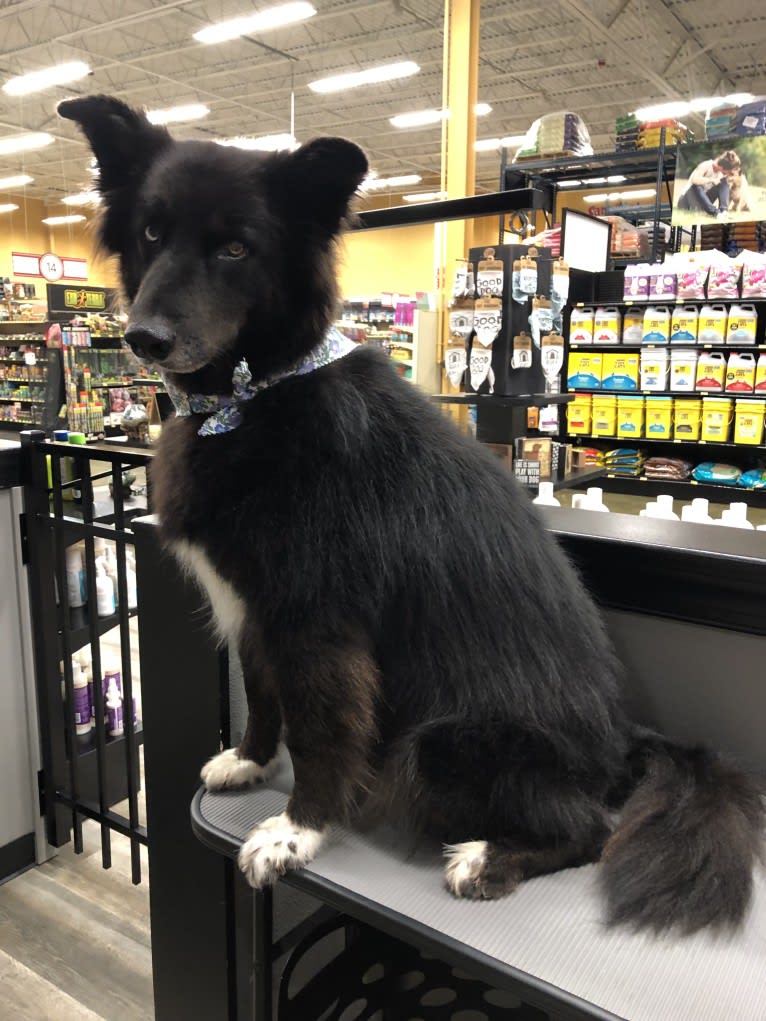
[569,307,595,344]
[476,249,505,298]
[642,306,670,344]
[669,349,699,392]
[725,352,756,393]
[697,304,729,344]
[593,306,621,344]
[567,351,602,389]
[695,351,727,392]
[649,265,677,300]
[726,304,757,345]
[623,262,650,301]
[640,348,669,391]
[670,306,698,344]
[622,308,644,344]
[602,352,639,390]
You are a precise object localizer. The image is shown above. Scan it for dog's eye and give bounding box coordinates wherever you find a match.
[220,241,248,260]
[144,225,161,243]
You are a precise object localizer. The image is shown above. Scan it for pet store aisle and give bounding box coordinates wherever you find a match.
[0,825,153,1021]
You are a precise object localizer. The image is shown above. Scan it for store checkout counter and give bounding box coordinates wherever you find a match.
[133,509,766,1021]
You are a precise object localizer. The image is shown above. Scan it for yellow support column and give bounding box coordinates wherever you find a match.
[438,0,480,396]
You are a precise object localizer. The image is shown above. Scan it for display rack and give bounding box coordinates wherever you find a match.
[562,287,766,505]
[500,131,678,260]
[338,304,439,392]
[0,321,60,430]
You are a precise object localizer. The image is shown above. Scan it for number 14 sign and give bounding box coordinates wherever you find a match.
[11,251,87,281]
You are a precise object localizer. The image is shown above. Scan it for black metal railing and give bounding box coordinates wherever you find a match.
[21,432,152,883]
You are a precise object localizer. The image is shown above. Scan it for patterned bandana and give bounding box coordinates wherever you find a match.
[162,327,356,437]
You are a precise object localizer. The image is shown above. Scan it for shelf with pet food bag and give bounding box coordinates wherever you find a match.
[600,473,766,508]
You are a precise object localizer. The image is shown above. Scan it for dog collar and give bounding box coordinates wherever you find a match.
[162,327,356,436]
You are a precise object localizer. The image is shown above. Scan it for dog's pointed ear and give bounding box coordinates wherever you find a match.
[58,95,170,193]
[278,137,368,235]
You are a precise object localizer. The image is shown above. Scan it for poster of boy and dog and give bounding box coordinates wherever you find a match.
[673,136,766,225]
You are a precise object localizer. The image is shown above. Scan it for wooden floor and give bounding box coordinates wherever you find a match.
[0,619,153,1021]
[0,826,153,1021]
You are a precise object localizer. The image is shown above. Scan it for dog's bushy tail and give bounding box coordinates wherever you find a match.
[602,730,765,934]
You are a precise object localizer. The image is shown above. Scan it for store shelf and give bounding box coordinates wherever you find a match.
[389,340,414,349]
[573,298,766,307]
[504,144,677,185]
[600,473,766,508]
[67,605,139,653]
[567,389,766,399]
[568,343,766,351]
[552,465,606,491]
[568,434,766,451]
[433,392,573,408]
[0,395,44,403]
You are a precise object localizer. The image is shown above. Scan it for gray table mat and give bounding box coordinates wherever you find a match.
[197,754,766,1021]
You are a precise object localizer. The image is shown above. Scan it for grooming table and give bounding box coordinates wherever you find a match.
[192,753,765,1021]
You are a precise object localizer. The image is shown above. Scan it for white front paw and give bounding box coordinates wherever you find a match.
[238,812,324,888]
[200,747,278,791]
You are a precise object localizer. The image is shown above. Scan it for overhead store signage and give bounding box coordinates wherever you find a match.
[11,251,88,281]
[47,283,109,314]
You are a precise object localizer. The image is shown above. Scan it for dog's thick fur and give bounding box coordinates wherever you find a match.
[60,95,764,934]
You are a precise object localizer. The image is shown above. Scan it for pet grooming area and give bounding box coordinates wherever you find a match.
[2,3,766,1021]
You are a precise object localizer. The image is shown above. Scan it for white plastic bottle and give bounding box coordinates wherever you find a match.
[655,494,680,520]
[681,497,714,524]
[106,676,124,737]
[66,546,86,608]
[72,663,92,738]
[533,481,561,507]
[95,563,116,617]
[582,487,610,512]
[719,502,755,530]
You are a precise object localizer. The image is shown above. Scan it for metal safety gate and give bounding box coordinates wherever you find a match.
[20,431,152,883]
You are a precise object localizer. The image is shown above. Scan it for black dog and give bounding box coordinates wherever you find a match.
[60,96,764,933]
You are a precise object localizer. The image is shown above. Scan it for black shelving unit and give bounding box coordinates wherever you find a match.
[600,473,766,509]
[500,132,677,260]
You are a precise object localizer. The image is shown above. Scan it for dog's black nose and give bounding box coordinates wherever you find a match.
[124,324,173,362]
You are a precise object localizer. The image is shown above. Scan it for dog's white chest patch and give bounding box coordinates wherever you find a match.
[172,540,246,645]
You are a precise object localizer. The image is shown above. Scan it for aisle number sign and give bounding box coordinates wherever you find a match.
[11,251,88,281]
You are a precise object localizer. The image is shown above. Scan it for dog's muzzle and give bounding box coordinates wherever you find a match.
[124,323,174,362]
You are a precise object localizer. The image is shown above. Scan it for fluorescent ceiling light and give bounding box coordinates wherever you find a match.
[309,60,419,94]
[146,103,209,125]
[390,109,446,128]
[0,203,19,214]
[0,174,33,189]
[403,191,447,202]
[3,60,90,96]
[362,173,422,191]
[725,92,755,106]
[62,190,101,206]
[474,134,526,151]
[633,100,691,121]
[42,214,86,225]
[0,132,54,156]
[688,96,720,113]
[218,133,297,151]
[194,2,316,44]
[559,175,626,188]
[392,104,492,129]
[584,188,657,203]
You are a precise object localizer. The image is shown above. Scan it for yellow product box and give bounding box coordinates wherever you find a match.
[591,394,617,436]
[567,393,593,435]
[701,397,733,442]
[645,396,673,439]
[673,399,702,441]
[616,395,645,439]
[733,400,765,445]
[566,351,603,390]
[602,351,639,391]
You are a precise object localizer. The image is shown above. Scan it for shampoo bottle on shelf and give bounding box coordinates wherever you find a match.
[106,677,124,737]
[95,563,115,618]
[66,546,86,609]
[72,664,92,738]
